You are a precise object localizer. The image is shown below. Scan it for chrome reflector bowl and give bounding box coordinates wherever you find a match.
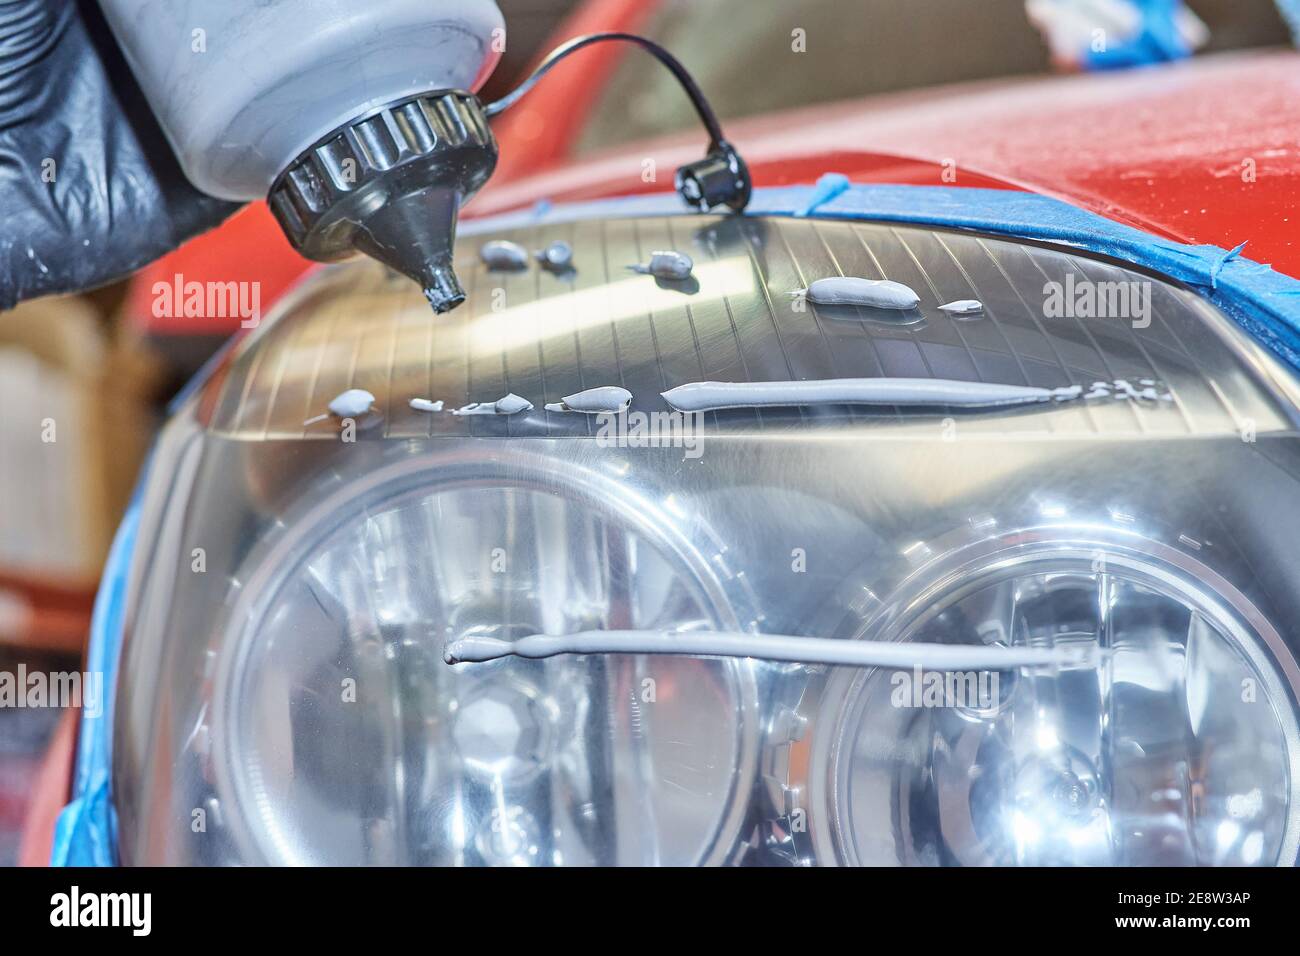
[113,212,1300,865]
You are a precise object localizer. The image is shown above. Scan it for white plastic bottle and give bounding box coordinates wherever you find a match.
[97,0,505,200]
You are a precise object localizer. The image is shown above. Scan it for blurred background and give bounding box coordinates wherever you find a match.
[0,0,1295,864]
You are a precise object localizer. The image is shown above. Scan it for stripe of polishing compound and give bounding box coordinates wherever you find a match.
[55,181,1300,865]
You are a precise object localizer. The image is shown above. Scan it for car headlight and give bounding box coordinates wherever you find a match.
[770,528,1300,866]
[210,450,759,865]
[114,212,1300,865]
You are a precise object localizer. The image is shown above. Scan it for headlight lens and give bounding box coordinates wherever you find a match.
[211,455,759,865]
[780,540,1300,866]
[113,212,1300,866]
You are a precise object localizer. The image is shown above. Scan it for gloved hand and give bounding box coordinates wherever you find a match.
[1025,0,1208,70]
[0,0,241,311]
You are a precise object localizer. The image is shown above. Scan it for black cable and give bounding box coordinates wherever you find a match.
[484,31,728,148]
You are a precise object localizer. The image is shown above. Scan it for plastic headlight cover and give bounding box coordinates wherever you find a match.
[113,213,1300,865]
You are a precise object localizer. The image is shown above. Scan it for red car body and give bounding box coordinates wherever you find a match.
[26,0,1300,864]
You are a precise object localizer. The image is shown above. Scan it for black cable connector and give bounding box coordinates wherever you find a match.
[485,32,751,215]
[675,141,751,213]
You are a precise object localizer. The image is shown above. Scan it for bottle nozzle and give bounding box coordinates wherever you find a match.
[268,91,497,314]
[421,260,466,314]
[347,184,470,315]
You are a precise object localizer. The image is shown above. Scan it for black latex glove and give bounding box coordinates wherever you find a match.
[0,0,242,311]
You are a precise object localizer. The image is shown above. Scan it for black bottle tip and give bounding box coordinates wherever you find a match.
[422,264,466,313]
[349,187,468,314]
[267,92,498,316]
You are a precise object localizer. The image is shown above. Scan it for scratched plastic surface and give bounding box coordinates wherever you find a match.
[113,214,1300,865]
[210,215,1294,441]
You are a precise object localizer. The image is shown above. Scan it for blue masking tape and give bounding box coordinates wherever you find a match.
[50,475,145,866]
[794,172,850,216]
[1209,241,1248,290]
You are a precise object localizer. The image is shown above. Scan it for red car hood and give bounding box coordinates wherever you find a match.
[474,49,1300,279]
